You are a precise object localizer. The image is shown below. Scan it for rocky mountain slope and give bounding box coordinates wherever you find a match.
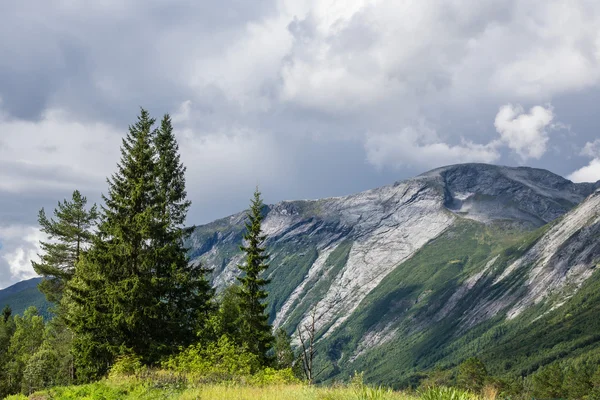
[187,163,600,385]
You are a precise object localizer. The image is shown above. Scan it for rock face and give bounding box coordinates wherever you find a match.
[187,163,600,383]
[501,190,600,319]
[425,163,598,226]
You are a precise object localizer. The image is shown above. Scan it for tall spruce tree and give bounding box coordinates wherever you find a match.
[237,188,274,365]
[32,190,98,303]
[152,114,214,351]
[65,108,213,380]
[2,306,11,323]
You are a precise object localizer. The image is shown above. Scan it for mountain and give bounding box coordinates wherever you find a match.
[188,163,600,386]
[0,277,51,318]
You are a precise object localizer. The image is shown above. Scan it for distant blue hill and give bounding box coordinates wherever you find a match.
[0,277,52,318]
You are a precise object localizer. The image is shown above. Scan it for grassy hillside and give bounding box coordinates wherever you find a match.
[0,277,51,318]
[189,209,600,390]
[302,214,600,388]
[312,219,554,386]
[6,382,416,400]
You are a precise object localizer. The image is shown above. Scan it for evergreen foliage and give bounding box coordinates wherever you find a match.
[32,190,98,303]
[63,108,213,380]
[532,363,565,398]
[4,307,45,395]
[202,285,244,344]
[3,304,11,322]
[274,328,295,369]
[0,307,16,396]
[237,188,274,365]
[456,358,488,393]
[0,307,74,398]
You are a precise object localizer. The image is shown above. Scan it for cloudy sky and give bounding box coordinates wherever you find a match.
[1,0,600,288]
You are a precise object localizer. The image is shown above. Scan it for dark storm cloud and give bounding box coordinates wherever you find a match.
[1,0,600,287]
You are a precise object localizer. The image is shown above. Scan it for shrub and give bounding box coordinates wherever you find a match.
[4,395,28,400]
[162,335,259,381]
[457,358,488,393]
[532,363,564,399]
[22,346,61,394]
[249,367,300,386]
[109,354,145,378]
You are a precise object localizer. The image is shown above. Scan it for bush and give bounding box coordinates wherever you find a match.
[22,346,61,394]
[457,358,488,393]
[109,354,145,378]
[532,363,564,399]
[419,368,454,389]
[249,367,300,386]
[4,395,28,400]
[162,335,259,381]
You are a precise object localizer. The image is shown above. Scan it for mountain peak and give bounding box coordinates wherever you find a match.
[411,163,600,226]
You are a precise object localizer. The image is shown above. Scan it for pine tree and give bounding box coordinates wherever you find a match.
[457,357,489,392]
[237,188,274,365]
[2,305,11,323]
[65,108,213,380]
[65,108,159,380]
[0,307,16,397]
[152,114,214,352]
[154,114,190,231]
[533,363,565,398]
[273,328,294,369]
[32,190,98,303]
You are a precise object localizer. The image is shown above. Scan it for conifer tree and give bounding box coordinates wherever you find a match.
[65,108,213,380]
[237,188,274,365]
[66,108,158,379]
[32,191,98,303]
[155,114,190,231]
[2,306,11,323]
[152,114,214,350]
[274,328,294,369]
[0,307,16,397]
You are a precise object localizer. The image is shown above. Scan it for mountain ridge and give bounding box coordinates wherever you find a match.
[4,163,600,386]
[187,163,600,384]
[0,277,50,318]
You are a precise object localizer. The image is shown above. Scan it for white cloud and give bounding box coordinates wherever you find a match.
[0,107,122,193]
[581,139,600,158]
[170,101,291,200]
[2,0,600,288]
[488,2,600,99]
[568,159,600,183]
[366,103,561,169]
[274,0,600,114]
[494,104,554,161]
[568,139,600,183]
[0,225,42,288]
[365,123,500,169]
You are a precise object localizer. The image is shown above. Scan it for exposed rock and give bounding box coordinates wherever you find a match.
[188,163,600,355]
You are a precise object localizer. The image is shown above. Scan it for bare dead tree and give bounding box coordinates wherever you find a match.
[296,289,343,384]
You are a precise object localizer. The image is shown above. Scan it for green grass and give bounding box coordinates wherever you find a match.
[6,376,418,400]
